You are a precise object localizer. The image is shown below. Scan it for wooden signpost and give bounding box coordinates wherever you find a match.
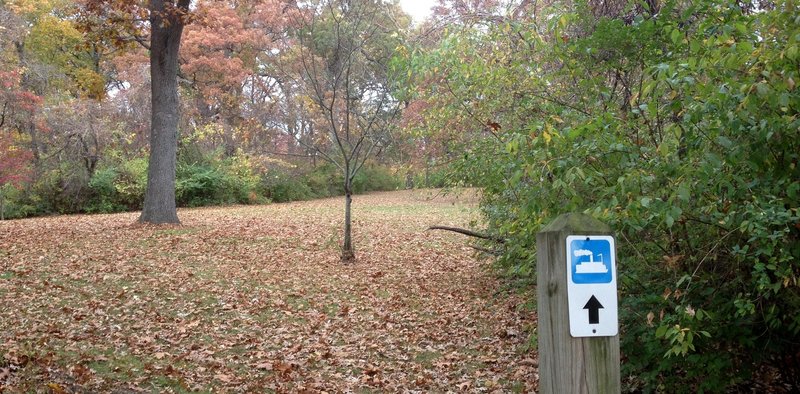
[536,213,621,393]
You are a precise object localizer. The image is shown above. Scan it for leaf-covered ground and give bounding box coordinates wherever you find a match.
[0,190,537,392]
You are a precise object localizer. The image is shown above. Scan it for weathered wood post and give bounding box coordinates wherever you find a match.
[537,213,620,393]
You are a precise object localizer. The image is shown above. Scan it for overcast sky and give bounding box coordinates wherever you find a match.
[398,0,437,23]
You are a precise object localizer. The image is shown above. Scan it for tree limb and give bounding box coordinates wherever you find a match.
[427,226,505,244]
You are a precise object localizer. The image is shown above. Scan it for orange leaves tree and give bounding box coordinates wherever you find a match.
[179,0,296,154]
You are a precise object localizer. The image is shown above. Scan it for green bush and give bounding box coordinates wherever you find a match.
[176,149,263,207]
[113,158,148,210]
[262,170,314,203]
[304,163,342,198]
[260,163,400,203]
[0,185,36,220]
[407,0,800,391]
[3,144,400,217]
[176,162,225,207]
[352,165,401,193]
[412,166,451,189]
[221,154,263,204]
[84,158,147,213]
[30,162,91,215]
[86,167,126,213]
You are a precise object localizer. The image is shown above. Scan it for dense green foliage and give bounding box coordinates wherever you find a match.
[263,163,402,203]
[2,147,401,218]
[403,0,799,391]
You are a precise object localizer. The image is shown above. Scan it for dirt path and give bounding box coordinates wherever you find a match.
[0,190,537,392]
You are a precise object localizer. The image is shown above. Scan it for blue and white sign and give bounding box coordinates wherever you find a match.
[566,235,618,337]
[570,238,613,284]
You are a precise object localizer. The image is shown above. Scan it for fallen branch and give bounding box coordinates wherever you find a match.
[427,226,506,244]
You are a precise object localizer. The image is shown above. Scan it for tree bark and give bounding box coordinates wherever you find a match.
[342,177,355,262]
[424,158,430,188]
[139,0,189,224]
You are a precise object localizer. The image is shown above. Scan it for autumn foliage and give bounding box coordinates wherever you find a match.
[0,191,537,391]
[3,0,798,391]
[0,133,32,188]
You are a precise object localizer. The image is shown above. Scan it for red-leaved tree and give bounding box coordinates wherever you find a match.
[0,132,33,220]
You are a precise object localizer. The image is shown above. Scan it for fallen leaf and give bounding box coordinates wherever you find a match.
[215,374,233,383]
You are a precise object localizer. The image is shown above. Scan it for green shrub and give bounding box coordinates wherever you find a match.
[113,158,148,210]
[304,163,342,198]
[262,170,314,203]
[221,154,263,204]
[412,166,450,189]
[352,165,401,193]
[89,167,117,199]
[0,185,36,220]
[176,151,263,207]
[259,163,399,203]
[173,145,265,207]
[408,0,800,390]
[86,167,126,213]
[176,162,224,207]
[30,162,91,215]
[83,158,148,214]
[2,141,402,217]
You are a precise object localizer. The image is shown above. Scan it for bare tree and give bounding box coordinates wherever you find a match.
[290,0,406,262]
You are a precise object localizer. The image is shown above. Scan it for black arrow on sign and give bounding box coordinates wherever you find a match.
[584,295,604,324]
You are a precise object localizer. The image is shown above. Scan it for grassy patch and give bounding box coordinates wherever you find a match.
[286,293,310,311]
[87,352,146,381]
[149,374,196,393]
[323,302,340,317]
[414,350,442,368]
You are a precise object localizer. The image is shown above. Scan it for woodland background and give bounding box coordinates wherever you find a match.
[1,0,798,391]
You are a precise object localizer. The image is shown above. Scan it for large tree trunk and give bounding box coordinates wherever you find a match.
[139,0,189,224]
[342,177,355,262]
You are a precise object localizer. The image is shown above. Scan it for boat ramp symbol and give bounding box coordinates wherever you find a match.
[569,238,613,284]
[573,249,608,274]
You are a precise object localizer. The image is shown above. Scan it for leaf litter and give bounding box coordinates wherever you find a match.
[0,190,537,392]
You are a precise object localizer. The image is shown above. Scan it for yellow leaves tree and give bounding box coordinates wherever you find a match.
[26,13,107,99]
[6,0,108,100]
